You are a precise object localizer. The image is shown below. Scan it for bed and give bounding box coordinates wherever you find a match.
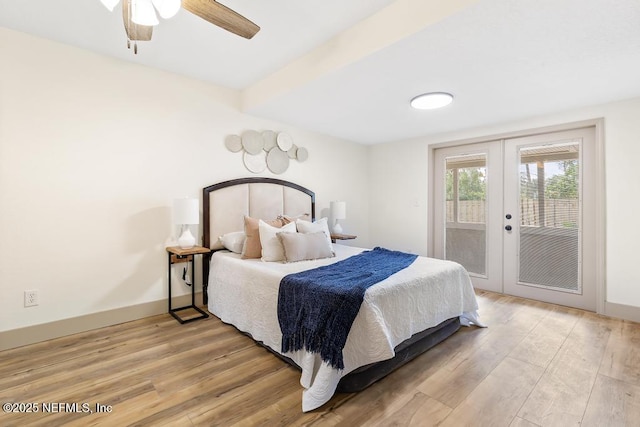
[202,177,482,411]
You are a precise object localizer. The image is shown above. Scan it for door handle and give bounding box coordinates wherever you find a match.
[505,225,512,231]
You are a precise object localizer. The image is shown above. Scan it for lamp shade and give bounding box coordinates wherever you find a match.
[173,198,199,225]
[131,0,159,26]
[100,0,121,11]
[152,0,181,19]
[330,201,346,220]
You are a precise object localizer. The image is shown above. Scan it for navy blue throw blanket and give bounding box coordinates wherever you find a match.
[278,247,418,370]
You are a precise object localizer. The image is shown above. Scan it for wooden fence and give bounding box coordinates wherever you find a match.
[447,198,578,227]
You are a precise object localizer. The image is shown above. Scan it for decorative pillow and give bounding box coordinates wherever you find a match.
[218,231,245,254]
[278,231,335,263]
[296,217,334,254]
[279,213,312,224]
[259,220,297,262]
[242,216,285,259]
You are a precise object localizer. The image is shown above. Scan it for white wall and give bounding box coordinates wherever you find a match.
[369,97,640,310]
[0,28,369,333]
[5,26,637,336]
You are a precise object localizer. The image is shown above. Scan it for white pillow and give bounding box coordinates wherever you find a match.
[278,231,335,263]
[218,231,245,254]
[259,220,297,262]
[296,217,334,255]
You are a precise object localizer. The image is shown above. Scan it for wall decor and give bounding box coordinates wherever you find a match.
[287,144,298,159]
[243,151,267,173]
[266,146,289,174]
[276,132,293,151]
[225,129,308,174]
[262,130,277,150]
[296,147,309,162]
[224,134,242,152]
[241,130,263,154]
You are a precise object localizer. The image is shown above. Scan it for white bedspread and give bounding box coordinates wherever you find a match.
[207,245,481,411]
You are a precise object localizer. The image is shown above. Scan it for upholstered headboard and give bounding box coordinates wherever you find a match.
[201,178,315,302]
[203,177,315,250]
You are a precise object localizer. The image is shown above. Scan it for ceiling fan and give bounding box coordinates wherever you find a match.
[100,0,260,53]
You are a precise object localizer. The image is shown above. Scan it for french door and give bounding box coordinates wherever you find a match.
[433,127,597,311]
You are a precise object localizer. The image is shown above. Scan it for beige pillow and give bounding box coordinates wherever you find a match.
[242,216,284,259]
[278,231,335,263]
[296,217,334,255]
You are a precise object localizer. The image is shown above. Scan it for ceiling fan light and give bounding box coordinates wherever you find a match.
[410,92,454,110]
[152,0,181,19]
[100,0,121,12]
[131,0,159,26]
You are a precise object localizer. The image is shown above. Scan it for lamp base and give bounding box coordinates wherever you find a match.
[333,222,343,234]
[178,228,196,249]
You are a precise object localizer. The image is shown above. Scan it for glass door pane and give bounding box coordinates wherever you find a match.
[518,142,581,292]
[445,154,487,276]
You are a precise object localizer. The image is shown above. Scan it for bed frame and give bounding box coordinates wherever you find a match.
[202,177,315,304]
[201,177,459,392]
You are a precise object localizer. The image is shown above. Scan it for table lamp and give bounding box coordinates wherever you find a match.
[173,198,199,249]
[330,201,346,234]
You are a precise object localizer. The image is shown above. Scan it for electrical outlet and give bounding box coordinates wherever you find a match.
[24,290,39,307]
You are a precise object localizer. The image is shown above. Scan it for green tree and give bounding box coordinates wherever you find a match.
[545,160,578,199]
[446,167,486,201]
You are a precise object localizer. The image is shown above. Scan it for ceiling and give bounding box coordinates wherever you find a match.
[2,0,640,144]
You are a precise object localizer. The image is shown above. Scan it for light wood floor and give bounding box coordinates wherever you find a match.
[1,290,639,426]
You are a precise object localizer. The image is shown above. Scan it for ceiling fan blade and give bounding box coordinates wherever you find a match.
[122,0,154,41]
[182,0,260,39]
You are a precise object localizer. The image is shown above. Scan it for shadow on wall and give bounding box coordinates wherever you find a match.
[321,207,350,235]
[124,205,172,254]
[94,205,172,309]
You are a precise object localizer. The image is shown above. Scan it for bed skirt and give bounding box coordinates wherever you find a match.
[336,317,460,392]
[245,316,461,394]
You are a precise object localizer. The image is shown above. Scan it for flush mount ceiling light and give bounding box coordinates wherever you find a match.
[410,92,454,110]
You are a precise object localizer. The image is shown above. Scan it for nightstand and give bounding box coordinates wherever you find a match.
[330,233,357,243]
[166,245,211,324]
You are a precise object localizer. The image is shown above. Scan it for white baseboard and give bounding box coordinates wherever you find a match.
[3,294,635,352]
[0,293,203,352]
[604,301,640,324]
